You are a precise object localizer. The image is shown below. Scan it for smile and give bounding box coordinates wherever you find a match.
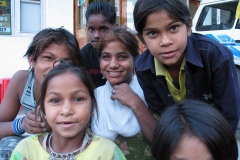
[108,71,122,76]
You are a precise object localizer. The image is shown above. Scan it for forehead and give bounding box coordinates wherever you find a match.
[102,40,128,52]
[87,14,113,27]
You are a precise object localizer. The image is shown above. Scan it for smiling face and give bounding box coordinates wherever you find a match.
[170,134,213,160]
[44,72,92,139]
[86,14,116,50]
[100,40,134,86]
[142,10,191,69]
[29,42,71,88]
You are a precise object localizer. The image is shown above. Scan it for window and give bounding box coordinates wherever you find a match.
[0,0,11,35]
[20,0,41,33]
[0,0,41,36]
[196,1,238,31]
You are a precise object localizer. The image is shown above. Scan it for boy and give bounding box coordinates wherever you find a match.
[133,0,240,132]
[81,2,117,87]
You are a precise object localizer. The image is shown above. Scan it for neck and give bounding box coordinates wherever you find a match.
[48,132,85,154]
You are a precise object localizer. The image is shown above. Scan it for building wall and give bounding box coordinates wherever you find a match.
[0,0,74,78]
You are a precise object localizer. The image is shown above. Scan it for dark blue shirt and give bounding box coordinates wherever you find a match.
[135,33,240,132]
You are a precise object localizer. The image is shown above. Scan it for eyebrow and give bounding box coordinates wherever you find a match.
[143,20,180,32]
[46,90,88,97]
[101,51,130,55]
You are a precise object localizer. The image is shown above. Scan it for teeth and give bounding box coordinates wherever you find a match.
[109,72,120,75]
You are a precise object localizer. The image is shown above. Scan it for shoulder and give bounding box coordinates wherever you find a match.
[190,33,229,53]
[135,49,153,71]
[9,70,30,93]
[91,135,117,148]
[80,43,94,54]
[187,33,233,65]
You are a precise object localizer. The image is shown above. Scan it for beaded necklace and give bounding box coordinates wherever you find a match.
[48,132,90,160]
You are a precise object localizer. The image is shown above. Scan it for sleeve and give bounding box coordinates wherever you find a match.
[211,45,240,132]
[10,148,25,160]
[135,64,168,113]
[112,146,127,160]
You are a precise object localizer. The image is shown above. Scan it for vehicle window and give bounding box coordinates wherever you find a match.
[196,1,238,31]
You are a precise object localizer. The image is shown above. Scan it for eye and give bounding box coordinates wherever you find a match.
[101,27,108,32]
[170,25,179,31]
[88,28,93,32]
[147,31,157,37]
[101,54,110,60]
[43,56,53,61]
[50,98,59,103]
[119,55,128,59]
[74,97,83,102]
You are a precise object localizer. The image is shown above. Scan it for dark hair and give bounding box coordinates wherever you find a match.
[99,27,139,61]
[133,0,192,36]
[38,60,96,116]
[151,100,238,160]
[85,1,117,25]
[24,27,83,68]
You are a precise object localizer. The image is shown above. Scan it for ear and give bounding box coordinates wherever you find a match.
[187,27,192,37]
[28,56,35,68]
[187,18,192,37]
[136,33,146,45]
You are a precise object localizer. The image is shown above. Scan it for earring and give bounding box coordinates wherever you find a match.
[101,70,105,79]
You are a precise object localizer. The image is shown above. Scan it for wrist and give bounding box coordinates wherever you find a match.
[12,117,26,135]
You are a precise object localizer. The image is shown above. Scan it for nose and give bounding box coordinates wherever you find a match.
[109,57,119,69]
[94,31,100,39]
[60,101,74,117]
[160,33,173,46]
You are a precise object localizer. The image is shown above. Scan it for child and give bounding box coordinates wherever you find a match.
[80,1,117,87]
[151,100,238,160]
[92,27,155,159]
[10,60,126,160]
[0,27,83,159]
[133,0,240,133]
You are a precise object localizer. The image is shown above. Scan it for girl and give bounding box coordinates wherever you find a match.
[91,27,155,159]
[133,0,240,135]
[0,27,84,159]
[80,1,117,87]
[10,60,126,160]
[151,100,238,160]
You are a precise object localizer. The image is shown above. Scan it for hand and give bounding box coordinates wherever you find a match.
[111,83,141,108]
[22,106,51,134]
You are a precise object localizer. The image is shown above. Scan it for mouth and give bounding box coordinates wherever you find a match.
[108,71,122,77]
[58,121,77,127]
[160,50,177,58]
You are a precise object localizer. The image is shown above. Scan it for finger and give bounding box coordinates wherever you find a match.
[111,94,116,100]
[36,106,42,122]
[111,89,116,95]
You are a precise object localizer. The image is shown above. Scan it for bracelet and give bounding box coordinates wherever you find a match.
[12,117,26,135]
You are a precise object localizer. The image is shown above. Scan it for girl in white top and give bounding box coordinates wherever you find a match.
[91,27,156,160]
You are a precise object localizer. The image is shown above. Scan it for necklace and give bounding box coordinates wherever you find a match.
[48,133,89,160]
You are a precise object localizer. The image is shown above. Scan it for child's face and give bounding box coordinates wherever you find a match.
[44,72,92,139]
[29,42,71,87]
[86,14,116,50]
[170,134,213,160]
[142,10,191,69]
[100,40,134,85]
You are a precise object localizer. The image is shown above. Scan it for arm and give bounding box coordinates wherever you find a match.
[0,70,28,139]
[111,83,157,144]
[0,71,49,139]
[211,47,240,132]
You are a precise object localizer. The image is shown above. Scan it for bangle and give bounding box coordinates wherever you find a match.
[12,117,26,135]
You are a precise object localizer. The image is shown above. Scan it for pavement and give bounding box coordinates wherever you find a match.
[16,108,240,158]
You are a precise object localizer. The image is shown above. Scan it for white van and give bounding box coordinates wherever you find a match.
[192,0,240,65]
